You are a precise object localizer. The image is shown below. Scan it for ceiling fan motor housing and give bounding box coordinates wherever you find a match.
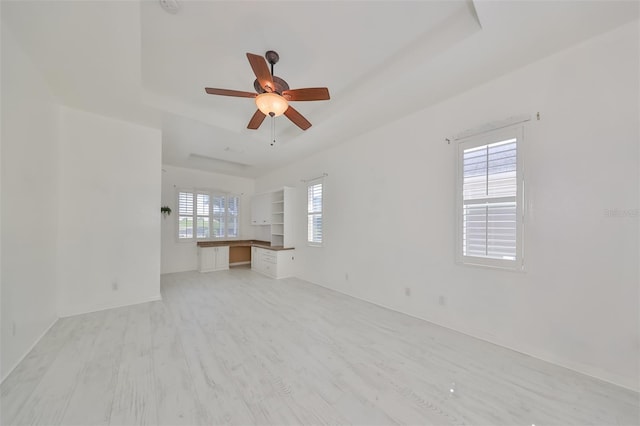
[253,76,290,95]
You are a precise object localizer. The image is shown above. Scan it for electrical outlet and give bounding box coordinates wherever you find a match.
[439,295,446,306]
[112,280,119,291]
[405,287,411,297]
[345,272,349,281]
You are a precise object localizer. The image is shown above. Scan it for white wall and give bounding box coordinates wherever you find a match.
[160,165,255,274]
[57,107,162,317]
[1,25,59,380]
[256,22,639,391]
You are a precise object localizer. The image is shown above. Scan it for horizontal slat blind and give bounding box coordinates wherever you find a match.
[196,217,209,239]
[196,193,209,216]
[177,191,239,240]
[196,193,210,238]
[178,216,193,239]
[308,214,322,243]
[462,138,517,260]
[178,192,194,239]
[212,195,225,238]
[178,192,194,215]
[227,196,239,237]
[307,183,323,244]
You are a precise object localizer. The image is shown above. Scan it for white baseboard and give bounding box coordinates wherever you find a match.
[161,267,197,274]
[1,316,58,385]
[3,295,164,384]
[230,261,251,266]
[58,294,163,318]
[302,278,639,393]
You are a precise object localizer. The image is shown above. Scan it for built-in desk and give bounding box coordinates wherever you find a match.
[197,239,293,250]
[196,240,295,278]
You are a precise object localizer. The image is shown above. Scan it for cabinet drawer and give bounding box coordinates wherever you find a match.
[252,247,294,279]
[261,251,277,263]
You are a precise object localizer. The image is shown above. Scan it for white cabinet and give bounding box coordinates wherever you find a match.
[251,247,294,279]
[251,246,259,271]
[198,246,229,272]
[251,193,271,225]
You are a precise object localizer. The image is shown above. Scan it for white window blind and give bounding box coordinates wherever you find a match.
[177,190,239,240]
[227,195,239,238]
[196,193,210,238]
[212,195,226,238]
[307,182,323,245]
[458,127,523,269]
[178,192,194,239]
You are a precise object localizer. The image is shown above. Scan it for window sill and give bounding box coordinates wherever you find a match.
[456,257,525,273]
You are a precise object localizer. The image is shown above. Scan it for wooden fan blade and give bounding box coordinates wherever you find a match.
[247,110,267,130]
[205,88,256,98]
[246,53,275,92]
[282,87,330,102]
[284,106,312,131]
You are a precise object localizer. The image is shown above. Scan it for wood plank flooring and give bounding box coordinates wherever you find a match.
[2,268,639,425]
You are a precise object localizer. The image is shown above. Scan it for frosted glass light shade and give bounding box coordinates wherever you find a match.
[255,92,289,117]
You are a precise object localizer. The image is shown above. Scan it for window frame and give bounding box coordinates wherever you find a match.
[307,179,324,247]
[176,188,240,242]
[456,126,525,271]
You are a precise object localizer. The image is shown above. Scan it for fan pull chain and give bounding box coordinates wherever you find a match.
[270,116,276,146]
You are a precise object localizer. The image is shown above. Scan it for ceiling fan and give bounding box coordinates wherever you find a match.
[205,51,330,131]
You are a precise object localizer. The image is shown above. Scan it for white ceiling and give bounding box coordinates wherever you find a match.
[3,1,638,178]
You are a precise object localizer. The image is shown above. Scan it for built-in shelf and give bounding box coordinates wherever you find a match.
[270,187,293,248]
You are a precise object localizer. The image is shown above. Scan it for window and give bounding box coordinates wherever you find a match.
[307,181,323,245]
[212,195,225,238]
[177,190,239,240]
[196,193,210,238]
[457,126,523,270]
[227,196,239,238]
[178,192,194,239]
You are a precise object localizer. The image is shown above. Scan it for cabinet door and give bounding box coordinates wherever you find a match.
[215,246,230,270]
[253,247,265,273]
[261,249,275,277]
[199,247,216,272]
[276,250,295,279]
[250,195,261,225]
[251,194,271,225]
[251,247,259,270]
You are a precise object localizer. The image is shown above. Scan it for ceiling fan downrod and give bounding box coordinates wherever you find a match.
[265,50,279,77]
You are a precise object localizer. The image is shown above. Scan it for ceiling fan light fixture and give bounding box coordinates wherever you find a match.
[255,92,288,117]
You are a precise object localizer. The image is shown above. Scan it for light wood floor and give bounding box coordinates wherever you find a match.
[2,268,639,425]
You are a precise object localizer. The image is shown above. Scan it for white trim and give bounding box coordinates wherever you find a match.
[302,278,638,392]
[58,294,162,318]
[1,316,58,384]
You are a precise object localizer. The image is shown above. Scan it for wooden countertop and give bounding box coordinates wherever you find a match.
[196,240,294,251]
